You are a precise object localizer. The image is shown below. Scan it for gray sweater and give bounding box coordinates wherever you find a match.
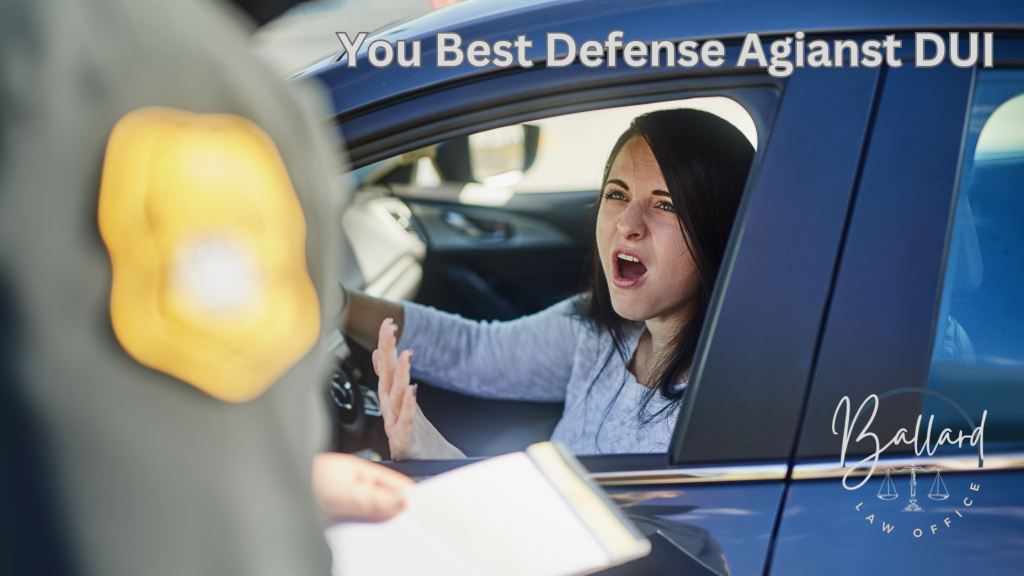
[398,296,684,454]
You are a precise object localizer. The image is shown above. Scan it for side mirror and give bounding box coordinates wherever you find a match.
[435,125,541,184]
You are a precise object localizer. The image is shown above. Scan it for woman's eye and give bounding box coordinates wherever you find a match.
[603,190,627,201]
[656,201,676,213]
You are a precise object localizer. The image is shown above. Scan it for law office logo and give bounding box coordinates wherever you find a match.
[875,465,949,511]
[832,391,987,539]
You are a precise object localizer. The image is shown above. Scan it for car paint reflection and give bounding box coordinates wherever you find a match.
[596,482,784,576]
[770,471,1024,574]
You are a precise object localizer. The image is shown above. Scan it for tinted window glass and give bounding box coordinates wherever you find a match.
[926,69,1024,446]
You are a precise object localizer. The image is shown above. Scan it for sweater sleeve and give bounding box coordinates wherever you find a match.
[395,296,585,402]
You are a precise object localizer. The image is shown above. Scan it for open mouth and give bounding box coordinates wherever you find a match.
[613,251,648,286]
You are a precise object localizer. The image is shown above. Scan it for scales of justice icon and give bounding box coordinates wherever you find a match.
[877,466,949,511]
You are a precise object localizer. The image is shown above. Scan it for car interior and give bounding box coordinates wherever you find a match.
[326,97,759,461]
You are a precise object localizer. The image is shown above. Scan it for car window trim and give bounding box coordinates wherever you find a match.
[340,73,781,169]
[792,452,1024,481]
[383,457,789,485]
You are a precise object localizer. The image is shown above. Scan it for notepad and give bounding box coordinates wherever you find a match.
[325,442,651,576]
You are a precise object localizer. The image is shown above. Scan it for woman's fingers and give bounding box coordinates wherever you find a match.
[375,318,398,410]
[378,317,397,360]
[389,383,418,461]
[372,348,390,419]
[374,318,419,456]
[385,351,418,459]
[389,349,413,423]
[398,382,418,442]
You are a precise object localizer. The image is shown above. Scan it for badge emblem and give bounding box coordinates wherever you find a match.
[98,107,320,402]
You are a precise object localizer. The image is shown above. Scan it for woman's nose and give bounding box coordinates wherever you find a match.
[616,200,646,240]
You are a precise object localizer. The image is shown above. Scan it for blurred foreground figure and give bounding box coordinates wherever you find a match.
[0,0,401,575]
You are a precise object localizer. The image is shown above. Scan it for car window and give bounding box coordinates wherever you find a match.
[507,97,757,194]
[924,69,1024,448]
[362,96,757,206]
[342,93,765,459]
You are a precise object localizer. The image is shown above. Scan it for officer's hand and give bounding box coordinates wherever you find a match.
[311,452,413,521]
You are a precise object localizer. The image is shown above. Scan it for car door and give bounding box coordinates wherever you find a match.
[768,36,1024,574]
[316,32,884,573]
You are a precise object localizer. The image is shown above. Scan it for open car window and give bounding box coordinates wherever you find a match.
[357,97,757,207]
[344,95,762,460]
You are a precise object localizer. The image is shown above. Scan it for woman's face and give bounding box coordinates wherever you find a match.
[596,137,698,323]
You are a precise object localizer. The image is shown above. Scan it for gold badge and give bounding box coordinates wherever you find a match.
[98,107,320,402]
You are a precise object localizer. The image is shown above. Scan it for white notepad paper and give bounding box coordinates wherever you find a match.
[325,442,651,576]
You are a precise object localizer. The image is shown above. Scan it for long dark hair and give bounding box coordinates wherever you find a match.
[580,108,754,423]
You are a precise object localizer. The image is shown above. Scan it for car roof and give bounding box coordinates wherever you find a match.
[303,0,1023,120]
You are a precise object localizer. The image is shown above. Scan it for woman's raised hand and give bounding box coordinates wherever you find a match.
[373,318,465,460]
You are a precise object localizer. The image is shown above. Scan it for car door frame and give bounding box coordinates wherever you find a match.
[767,35,1024,576]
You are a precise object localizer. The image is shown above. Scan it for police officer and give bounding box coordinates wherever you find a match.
[0,1,405,575]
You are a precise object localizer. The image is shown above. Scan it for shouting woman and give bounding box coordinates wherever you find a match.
[344,108,754,459]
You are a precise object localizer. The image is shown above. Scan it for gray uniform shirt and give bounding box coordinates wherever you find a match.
[0,1,341,575]
[398,296,685,455]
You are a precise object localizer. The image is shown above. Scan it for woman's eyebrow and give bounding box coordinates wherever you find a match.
[652,189,670,197]
[605,179,629,190]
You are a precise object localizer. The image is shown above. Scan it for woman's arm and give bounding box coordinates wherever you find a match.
[341,285,583,403]
[394,296,584,402]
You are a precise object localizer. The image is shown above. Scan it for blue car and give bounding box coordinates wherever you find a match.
[301,1,1024,573]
